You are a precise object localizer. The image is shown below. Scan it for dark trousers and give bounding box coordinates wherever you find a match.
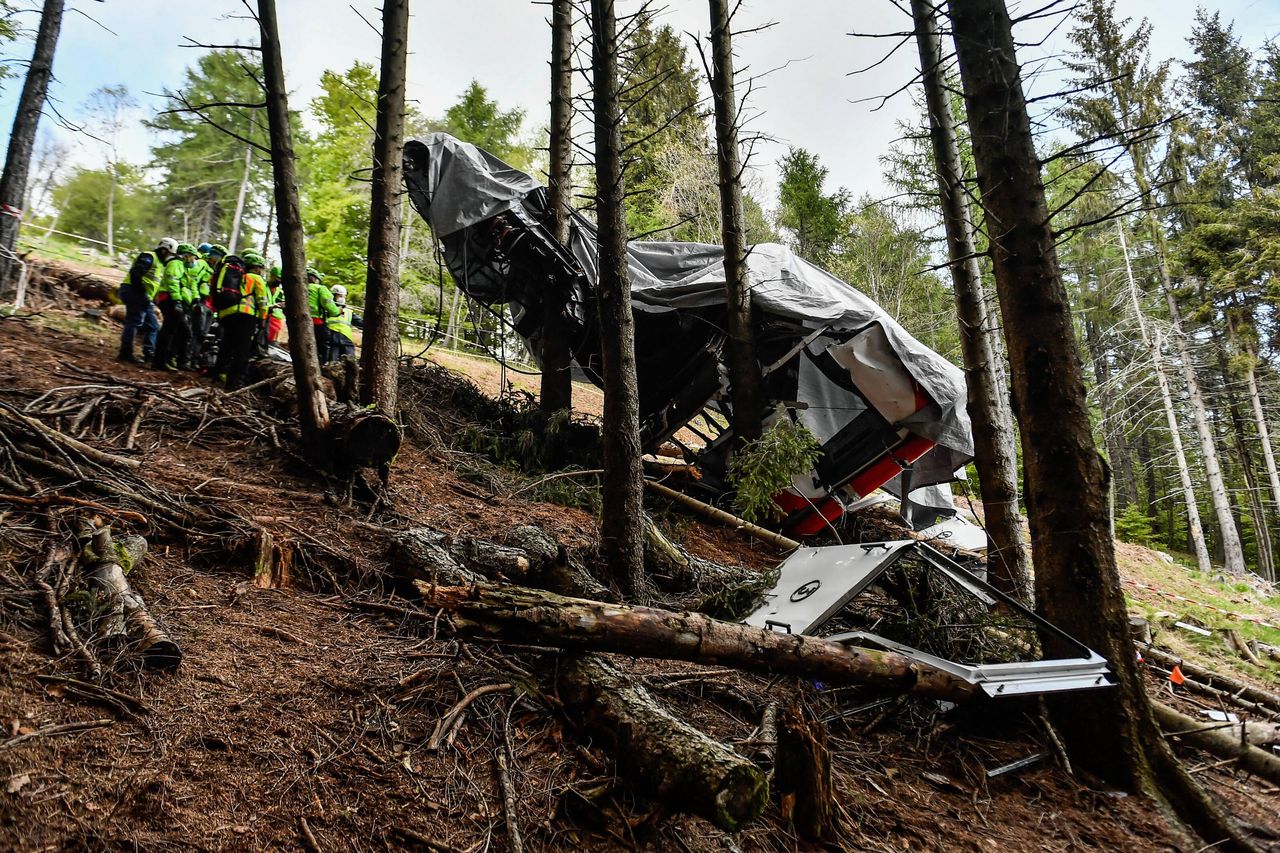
[152,297,191,368]
[119,287,159,358]
[328,337,355,363]
[314,322,331,364]
[217,313,257,390]
[187,302,212,366]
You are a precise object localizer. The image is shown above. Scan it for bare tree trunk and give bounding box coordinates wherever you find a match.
[949,4,1252,848]
[540,0,575,414]
[1246,348,1280,579]
[1162,286,1246,573]
[256,0,331,461]
[1118,223,1213,574]
[1212,336,1273,579]
[708,0,764,444]
[261,194,275,256]
[0,0,64,289]
[360,0,409,416]
[912,0,1028,601]
[590,0,646,600]
[228,144,252,254]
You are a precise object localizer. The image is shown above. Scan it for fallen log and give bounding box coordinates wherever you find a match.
[1143,645,1280,714]
[415,581,980,702]
[556,654,768,831]
[78,521,181,669]
[1153,701,1280,787]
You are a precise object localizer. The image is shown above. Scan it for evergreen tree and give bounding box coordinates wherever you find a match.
[775,147,848,264]
[148,50,273,247]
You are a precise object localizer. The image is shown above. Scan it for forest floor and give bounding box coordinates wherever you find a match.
[0,262,1278,852]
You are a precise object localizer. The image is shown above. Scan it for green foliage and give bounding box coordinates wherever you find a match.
[1114,504,1156,546]
[728,406,821,523]
[49,165,164,251]
[0,0,20,92]
[300,62,380,300]
[146,50,274,248]
[617,18,708,238]
[776,148,849,264]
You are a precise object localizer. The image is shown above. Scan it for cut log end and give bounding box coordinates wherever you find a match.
[334,407,402,470]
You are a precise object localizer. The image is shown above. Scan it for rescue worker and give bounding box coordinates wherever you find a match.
[306,267,338,364]
[265,264,285,344]
[326,284,362,362]
[116,237,172,363]
[185,244,215,368]
[213,250,269,390]
[150,241,194,371]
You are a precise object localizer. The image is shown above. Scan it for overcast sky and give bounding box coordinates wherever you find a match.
[3,0,1280,220]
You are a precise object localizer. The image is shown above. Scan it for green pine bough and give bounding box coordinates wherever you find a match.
[728,405,821,523]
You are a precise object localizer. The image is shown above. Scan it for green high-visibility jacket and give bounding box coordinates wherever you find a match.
[187,258,213,301]
[307,282,337,323]
[327,306,354,342]
[157,257,188,303]
[267,284,285,320]
[122,251,163,301]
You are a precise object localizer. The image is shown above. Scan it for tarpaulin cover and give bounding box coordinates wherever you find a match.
[404,132,974,499]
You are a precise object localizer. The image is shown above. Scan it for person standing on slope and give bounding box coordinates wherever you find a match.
[212,251,268,390]
[306,267,338,364]
[116,237,173,364]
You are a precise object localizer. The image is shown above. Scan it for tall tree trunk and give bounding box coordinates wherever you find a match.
[540,0,575,414]
[948,3,1251,847]
[360,0,409,416]
[708,0,765,444]
[912,0,1028,601]
[257,0,331,460]
[261,194,275,256]
[1213,336,1273,579]
[1245,346,1280,579]
[0,0,64,289]
[1161,286,1246,574]
[228,144,252,254]
[1118,223,1213,573]
[590,0,646,600]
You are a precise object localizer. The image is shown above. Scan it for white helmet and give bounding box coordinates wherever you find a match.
[156,237,179,255]
[331,284,347,299]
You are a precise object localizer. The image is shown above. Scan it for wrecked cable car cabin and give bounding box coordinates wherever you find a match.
[404,132,973,539]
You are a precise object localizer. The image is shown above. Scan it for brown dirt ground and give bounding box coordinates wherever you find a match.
[0,277,1277,851]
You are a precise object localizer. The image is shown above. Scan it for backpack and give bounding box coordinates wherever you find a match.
[126,252,154,288]
[211,255,247,311]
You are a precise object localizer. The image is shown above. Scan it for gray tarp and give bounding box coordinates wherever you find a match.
[404,132,974,497]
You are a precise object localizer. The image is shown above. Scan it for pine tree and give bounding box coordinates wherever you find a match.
[361,0,410,416]
[590,0,647,600]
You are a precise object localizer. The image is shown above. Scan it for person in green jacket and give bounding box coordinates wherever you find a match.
[326,284,362,362]
[213,250,270,390]
[151,242,197,371]
[116,237,173,363]
[306,267,338,364]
